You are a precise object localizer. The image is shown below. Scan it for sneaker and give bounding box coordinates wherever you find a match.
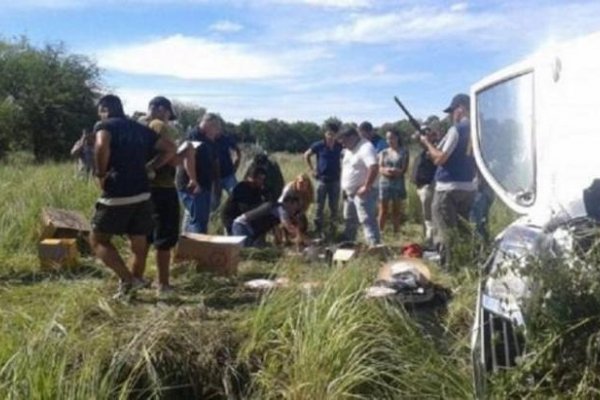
[157,284,177,300]
[112,281,133,300]
[132,277,152,290]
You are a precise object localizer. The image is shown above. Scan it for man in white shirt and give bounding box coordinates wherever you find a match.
[337,125,381,246]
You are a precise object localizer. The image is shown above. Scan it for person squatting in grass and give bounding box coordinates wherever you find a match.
[337,125,381,246]
[176,112,222,234]
[221,165,267,235]
[232,195,303,247]
[377,125,409,233]
[140,96,198,298]
[276,173,314,248]
[304,120,343,239]
[90,94,176,299]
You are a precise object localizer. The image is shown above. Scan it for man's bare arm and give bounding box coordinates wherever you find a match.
[364,164,379,189]
[94,130,111,189]
[233,145,242,172]
[152,136,176,170]
[420,136,448,166]
[304,149,315,173]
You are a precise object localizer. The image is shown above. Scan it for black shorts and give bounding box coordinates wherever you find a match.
[148,187,180,250]
[92,199,155,236]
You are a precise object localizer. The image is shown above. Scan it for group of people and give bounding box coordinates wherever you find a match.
[82,91,490,299]
[87,94,243,299]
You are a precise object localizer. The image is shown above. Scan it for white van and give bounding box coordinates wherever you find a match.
[469,31,600,396]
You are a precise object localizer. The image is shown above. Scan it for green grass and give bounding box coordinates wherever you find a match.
[0,153,518,399]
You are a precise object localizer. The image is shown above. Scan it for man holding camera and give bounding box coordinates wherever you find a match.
[419,94,476,264]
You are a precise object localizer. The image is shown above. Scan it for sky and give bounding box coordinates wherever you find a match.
[2,0,600,124]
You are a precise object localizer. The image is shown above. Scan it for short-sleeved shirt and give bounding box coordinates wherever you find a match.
[94,117,158,204]
[371,135,388,153]
[148,119,178,189]
[215,134,239,178]
[175,127,217,191]
[379,147,409,189]
[341,138,378,195]
[309,140,342,182]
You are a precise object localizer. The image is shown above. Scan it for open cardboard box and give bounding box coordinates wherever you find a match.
[41,207,91,239]
[174,233,246,275]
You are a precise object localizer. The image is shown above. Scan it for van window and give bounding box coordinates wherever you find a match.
[476,72,535,205]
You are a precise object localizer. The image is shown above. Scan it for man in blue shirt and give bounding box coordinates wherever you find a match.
[90,94,175,299]
[304,120,343,237]
[211,128,241,212]
[359,121,388,153]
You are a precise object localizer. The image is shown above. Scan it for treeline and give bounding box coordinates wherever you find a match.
[0,37,448,161]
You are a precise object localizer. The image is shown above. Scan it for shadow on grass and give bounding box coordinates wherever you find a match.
[0,262,107,286]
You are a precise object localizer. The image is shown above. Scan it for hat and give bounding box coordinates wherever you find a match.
[148,96,177,120]
[443,93,470,113]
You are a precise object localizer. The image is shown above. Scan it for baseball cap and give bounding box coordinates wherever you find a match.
[148,96,177,120]
[443,93,470,113]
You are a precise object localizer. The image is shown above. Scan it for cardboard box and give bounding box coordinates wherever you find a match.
[41,207,91,240]
[39,238,79,270]
[174,233,246,275]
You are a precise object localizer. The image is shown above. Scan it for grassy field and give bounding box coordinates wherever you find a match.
[0,152,514,399]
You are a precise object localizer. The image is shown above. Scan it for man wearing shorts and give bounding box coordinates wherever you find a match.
[143,96,197,297]
[90,94,175,299]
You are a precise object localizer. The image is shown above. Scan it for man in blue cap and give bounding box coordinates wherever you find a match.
[419,93,476,265]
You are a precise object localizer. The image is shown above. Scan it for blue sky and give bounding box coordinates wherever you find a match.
[2,0,600,124]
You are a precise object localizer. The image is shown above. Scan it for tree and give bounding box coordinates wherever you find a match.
[172,101,206,134]
[0,38,101,161]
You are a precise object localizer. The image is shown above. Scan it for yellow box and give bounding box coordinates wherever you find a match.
[38,238,79,270]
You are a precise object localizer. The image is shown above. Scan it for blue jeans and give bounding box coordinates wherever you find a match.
[211,174,238,211]
[178,189,212,234]
[232,221,254,247]
[342,188,381,245]
[470,190,494,242]
[314,180,341,234]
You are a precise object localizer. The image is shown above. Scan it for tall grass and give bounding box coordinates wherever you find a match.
[0,162,98,273]
[242,261,473,399]
[0,153,521,399]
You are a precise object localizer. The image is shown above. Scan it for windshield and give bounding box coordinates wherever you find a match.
[476,72,535,206]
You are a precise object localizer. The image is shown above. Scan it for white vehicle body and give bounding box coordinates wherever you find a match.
[469,31,600,396]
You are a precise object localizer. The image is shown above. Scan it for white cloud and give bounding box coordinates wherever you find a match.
[209,20,244,33]
[303,7,500,44]
[450,2,468,12]
[371,63,387,75]
[274,0,371,8]
[6,0,371,9]
[96,35,290,80]
[284,70,431,92]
